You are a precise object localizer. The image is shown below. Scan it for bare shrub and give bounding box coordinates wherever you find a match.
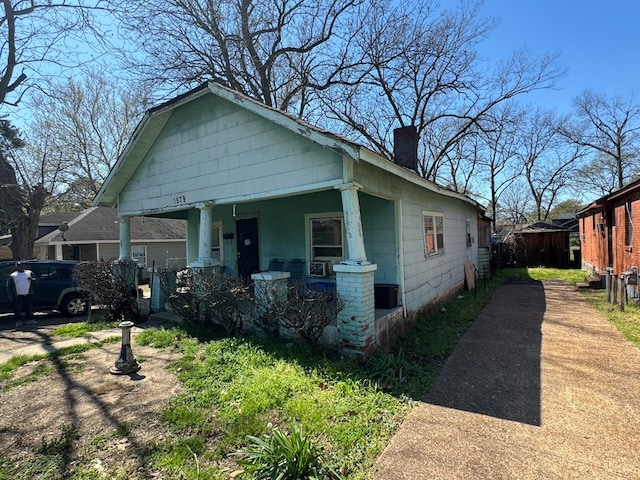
[198,269,253,335]
[155,266,203,325]
[156,267,253,335]
[257,281,342,346]
[73,259,140,322]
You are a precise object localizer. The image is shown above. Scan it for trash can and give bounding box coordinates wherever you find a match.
[374,284,398,309]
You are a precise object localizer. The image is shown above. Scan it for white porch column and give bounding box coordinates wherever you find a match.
[337,183,368,264]
[118,217,131,260]
[334,182,379,356]
[55,244,63,260]
[190,205,215,268]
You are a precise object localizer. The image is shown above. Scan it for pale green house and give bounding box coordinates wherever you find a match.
[94,82,483,355]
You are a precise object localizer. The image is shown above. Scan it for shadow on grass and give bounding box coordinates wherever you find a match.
[174,268,523,402]
[0,327,159,479]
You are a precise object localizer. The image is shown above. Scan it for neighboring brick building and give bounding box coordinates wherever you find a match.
[577,178,640,279]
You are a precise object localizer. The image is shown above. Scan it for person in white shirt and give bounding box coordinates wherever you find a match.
[6,261,36,327]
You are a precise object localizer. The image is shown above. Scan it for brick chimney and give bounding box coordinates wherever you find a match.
[393,126,418,170]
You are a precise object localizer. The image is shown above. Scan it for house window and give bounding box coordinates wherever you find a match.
[132,245,146,267]
[423,211,445,256]
[309,216,344,263]
[211,223,223,262]
[466,218,473,248]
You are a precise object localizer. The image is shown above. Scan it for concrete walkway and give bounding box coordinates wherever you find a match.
[0,326,141,364]
[374,280,640,480]
[0,310,179,365]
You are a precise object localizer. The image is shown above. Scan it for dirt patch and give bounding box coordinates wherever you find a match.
[0,317,185,474]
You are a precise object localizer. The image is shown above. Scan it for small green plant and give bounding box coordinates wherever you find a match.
[234,420,340,480]
[365,348,420,391]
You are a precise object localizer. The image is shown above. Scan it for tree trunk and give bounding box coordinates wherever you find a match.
[0,152,47,260]
[9,183,47,260]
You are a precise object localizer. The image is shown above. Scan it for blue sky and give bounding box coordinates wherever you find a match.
[478,0,640,114]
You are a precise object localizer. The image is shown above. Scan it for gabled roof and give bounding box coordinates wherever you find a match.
[35,207,185,244]
[39,211,83,226]
[94,81,480,210]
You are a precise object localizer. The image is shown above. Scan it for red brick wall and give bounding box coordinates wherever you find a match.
[579,211,609,272]
[612,199,640,275]
[581,197,640,275]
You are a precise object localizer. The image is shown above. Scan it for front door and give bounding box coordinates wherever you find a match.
[236,217,259,283]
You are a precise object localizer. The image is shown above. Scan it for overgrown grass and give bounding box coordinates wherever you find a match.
[581,289,640,348]
[52,320,120,338]
[108,273,517,478]
[5,265,637,479]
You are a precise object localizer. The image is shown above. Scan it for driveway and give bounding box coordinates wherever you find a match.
[374,280,640,479]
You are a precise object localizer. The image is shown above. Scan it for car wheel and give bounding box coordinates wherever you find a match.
[61,293,88,317]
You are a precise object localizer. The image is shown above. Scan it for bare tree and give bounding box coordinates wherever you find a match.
[113,0,369,117]
[0,119,68,259]
[28,72,153,209]
[0,0,112,108]
[475,102,523,231]
[498,180,534,225]
[517,109,585,222]
[0,1,117,258]
[321,0,564,185]
[559,90,640,190]
[574,154,621,197]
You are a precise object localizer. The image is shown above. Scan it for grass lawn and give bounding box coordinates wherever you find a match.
[1,266,639,479]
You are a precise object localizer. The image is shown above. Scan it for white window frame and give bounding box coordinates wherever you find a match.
[211,222,223,263]
[305,212,345,271]
[423,211,445,257]
[131,245,147,267]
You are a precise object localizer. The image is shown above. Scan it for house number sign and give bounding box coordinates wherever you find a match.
[173,194,187,205]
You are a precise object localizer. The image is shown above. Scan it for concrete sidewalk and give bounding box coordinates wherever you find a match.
[374,280,640,480]
[0,327,139,364]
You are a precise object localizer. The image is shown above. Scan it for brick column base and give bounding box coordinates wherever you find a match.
[333,263,377,356]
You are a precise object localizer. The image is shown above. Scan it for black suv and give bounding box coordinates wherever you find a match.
[0,260,88,317]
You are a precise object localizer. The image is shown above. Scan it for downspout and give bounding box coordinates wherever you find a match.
[395,198,407,317]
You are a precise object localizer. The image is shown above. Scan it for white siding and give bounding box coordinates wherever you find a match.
[354,161,478,313]
[118,94,343,214]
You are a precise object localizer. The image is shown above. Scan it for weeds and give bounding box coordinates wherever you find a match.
[14,424,80,479]
[234,420,340,479]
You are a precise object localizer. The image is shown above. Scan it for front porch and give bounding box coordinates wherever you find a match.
[128,188,402,355]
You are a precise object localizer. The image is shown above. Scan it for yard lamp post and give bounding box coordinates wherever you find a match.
[110,321,141,375]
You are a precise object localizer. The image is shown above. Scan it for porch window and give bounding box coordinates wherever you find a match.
[423,211,445,256]
[132,245,146,267]
[211,223,223,262]
[310,216,344,262]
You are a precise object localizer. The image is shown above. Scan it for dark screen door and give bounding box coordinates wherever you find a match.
[236,217,260,282]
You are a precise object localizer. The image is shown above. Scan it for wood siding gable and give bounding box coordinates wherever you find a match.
[117,93,344,215]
